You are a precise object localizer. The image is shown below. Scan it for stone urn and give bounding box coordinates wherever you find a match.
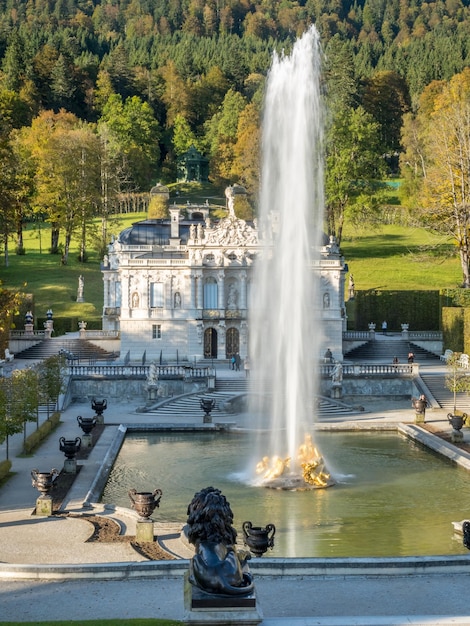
[242,521,276,557]
[200,398,216,423]
[128,488,163,521]
[91,398,107,418]
[31,468,59,497]
[447,413,467,431]
[77,414,97,435]
[59,436,81,460]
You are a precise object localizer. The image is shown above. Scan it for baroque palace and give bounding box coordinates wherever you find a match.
[101,186,347,364]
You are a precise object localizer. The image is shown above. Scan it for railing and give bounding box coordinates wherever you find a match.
[320,363,414,376]
[67,364,213,378]
[343,331,370,340]
[82,330,120,339]
[408,331,442,340]
[9,330,46,338]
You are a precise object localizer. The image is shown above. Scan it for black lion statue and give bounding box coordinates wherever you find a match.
[186,486,254,596]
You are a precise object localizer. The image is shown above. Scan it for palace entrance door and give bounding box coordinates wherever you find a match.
[204,328,218,358]
[226,327,239,358]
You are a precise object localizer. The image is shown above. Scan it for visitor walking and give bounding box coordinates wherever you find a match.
[231,355,236,370]
[235,353,241,371]
[408,351,414,364]
[382,320,387,335]
[244,356,250,378]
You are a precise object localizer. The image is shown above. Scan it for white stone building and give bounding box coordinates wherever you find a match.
[102,195,347,363]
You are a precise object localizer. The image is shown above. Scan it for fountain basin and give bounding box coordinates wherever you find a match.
[100,427,470,559]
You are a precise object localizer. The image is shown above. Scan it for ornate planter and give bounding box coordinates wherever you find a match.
[242,520,276,557]
[128,488,162,520]
[59,436,81,460]
[77,415,97,435]
[200,398,216,423]
[447,413,467,431]
[91,398,107,417]
[31,468,59,497]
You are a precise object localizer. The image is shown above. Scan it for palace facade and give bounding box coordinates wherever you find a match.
[102,189,347,363]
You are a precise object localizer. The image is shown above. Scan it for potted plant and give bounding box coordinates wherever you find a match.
[445,353,470,428]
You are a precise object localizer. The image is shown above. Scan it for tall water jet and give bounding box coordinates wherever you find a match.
[249,26,333,489]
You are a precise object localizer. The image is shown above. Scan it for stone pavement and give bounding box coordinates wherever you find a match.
[1,361,470,624]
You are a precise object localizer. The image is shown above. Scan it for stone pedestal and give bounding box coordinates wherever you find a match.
[183,573,262,626]
[95,414,104,425]
[36,496,53,516]
[203,414,212,424]
[82,434,93,448]
[64,458,77,474]
[136,520,154,542]
[451,430,464,443]
[331,383,342,399]
[415,412,425,424]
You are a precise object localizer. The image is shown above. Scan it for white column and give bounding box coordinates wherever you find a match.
[196,271,203,309]
[190,274,196,308]
[240,270,247,309]
[218,270,225,310]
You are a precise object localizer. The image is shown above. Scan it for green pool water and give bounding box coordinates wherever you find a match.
[101,431,470,558]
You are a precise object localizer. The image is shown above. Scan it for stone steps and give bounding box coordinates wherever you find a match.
[420,373,470,411]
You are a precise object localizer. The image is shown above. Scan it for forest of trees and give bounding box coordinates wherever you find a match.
[0,0,469,277]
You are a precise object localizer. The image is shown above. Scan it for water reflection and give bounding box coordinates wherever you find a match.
[101,431,468,558]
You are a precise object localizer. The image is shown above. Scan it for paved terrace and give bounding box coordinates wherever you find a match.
[1,356,470,625]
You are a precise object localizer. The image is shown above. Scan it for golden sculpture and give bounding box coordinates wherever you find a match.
[256,433,333,489]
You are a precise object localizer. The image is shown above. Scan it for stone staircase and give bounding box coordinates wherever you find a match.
[14,337,118,362]
[420,372,470,412]
[144,370,358,421]
[344,339,440,363]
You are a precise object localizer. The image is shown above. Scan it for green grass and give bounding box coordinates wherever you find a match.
[0,619,183,626]
[0,212,464,328]
[341,223,461,290]
[0,214,147,323]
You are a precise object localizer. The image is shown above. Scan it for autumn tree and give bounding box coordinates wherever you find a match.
[0,281,24,354]
[400,68,470,287]
[99,94,161,190]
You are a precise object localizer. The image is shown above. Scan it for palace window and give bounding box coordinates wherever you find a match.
[203,277,218,309]
[150,282,164,308]
[152,324,162,339]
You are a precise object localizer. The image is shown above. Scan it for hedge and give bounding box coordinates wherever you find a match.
[351,290,440,331]
[23,412,61,455]
[0,459,12,481]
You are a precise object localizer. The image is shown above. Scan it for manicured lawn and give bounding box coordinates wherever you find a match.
[0,212,463,328]
[341,223,461,291]
[0,214,147,323]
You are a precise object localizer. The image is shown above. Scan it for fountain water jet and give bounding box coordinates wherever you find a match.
[249,26,333,490]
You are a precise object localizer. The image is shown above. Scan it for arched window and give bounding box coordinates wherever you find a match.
[204,277,218,309]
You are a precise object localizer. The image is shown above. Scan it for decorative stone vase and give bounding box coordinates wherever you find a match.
[242,521,276,557]
[31,468,59,497]
[77,415,97,435]
[128,488,163,521]
[200,398,216,423]
[59,436,81,460]
[447,413,467,431]
[91,398,107,417]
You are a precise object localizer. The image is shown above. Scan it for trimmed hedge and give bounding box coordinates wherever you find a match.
[0,459,12,481]
[23,412,61,455]
[36,317,102,336]
[352,290,440,331]
[442,307,464,352]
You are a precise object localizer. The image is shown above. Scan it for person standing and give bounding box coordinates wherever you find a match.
[382,320,387,335]
[244,356,250,377]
